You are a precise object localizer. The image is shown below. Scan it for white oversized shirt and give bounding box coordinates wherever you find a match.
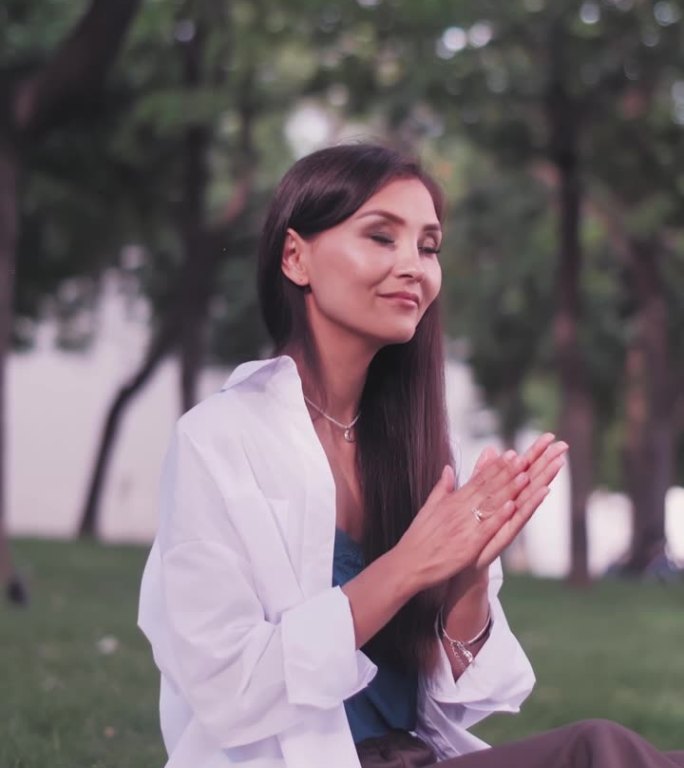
[138,355,535,768]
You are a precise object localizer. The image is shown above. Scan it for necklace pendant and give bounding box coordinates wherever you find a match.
[303,393,359,441]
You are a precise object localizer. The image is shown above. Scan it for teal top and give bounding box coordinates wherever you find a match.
[332,528,418,744]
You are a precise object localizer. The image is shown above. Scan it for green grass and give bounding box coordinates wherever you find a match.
[2,539,164,768]
[473,575,684,749]
[1,539,683,767]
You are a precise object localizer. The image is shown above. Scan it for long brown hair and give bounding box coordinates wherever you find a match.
[257,143,452,672]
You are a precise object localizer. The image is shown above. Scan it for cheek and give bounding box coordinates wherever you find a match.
[425,261,442,304]
[415,265,441,325]
[307,252,376,320]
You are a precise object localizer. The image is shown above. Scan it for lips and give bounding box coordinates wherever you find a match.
[380,291,420,306]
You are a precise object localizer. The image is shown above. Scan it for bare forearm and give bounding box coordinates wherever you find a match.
[341,549,490,664]
[341,547,419,649]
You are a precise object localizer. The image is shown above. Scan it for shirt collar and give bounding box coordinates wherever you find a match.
[220,354,302,402]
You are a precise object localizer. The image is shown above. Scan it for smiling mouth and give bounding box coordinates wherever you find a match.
[380,292,420,307]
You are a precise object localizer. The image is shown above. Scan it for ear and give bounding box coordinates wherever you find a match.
[281,228,310,288]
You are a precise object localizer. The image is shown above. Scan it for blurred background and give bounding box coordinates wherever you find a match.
[1,1,684,766]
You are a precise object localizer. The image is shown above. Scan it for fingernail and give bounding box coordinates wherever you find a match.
[503,449,517,461]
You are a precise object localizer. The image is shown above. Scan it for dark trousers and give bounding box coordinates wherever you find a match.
[357,722,684,768]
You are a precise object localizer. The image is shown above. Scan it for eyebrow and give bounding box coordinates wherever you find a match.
[356,209,442,234]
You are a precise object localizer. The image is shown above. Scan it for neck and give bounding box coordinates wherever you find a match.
[287,331,377,425]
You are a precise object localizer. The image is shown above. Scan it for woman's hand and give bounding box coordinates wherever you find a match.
[395,434,567,593]
[470,434,567,570]
[395,451,529,592]
[342,434,567,651]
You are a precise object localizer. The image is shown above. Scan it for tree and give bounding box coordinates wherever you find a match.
[591,163,684,573]
[0,0,141,602]
[78,0,320,535]
[446,2,684,579]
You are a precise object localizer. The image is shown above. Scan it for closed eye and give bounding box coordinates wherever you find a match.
[370,233,440,255]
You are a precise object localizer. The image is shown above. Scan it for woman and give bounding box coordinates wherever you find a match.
[139,143,684,768]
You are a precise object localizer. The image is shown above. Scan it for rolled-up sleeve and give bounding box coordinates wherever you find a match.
[143,425,376,750]
[416,560,535,756]
[281,586,364,707]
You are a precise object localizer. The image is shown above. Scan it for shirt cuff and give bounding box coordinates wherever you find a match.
[424,596,535,712]
[281,586,377,708]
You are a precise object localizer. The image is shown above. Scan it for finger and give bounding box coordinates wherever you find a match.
[516,458,563,507]
[472,497,518,547]
[527,441,568,483]
[516,449,567,506]
[476,485,550,568]
[472,446,499,476]
[473,468,531,513]
[507,484,551,534]
[525,445,567,493]
[471,497,516,532]
[461,452,525,502]
[521,433,556,466]
[467,440,561,511]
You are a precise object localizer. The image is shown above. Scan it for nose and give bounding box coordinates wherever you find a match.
[395,243,425,282]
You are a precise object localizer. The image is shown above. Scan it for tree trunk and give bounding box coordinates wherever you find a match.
[78,320,179,537]
[175,11,213,412]
[623,341,647,565]
[178,124,212,413]
[553,154,593,586]
[546,19,592,586]
[0,0,141,585]
[499,382,524,451]
[0,139,25,602]
[623,239,673,572]
[176,12,256,413]
[15,0,142,138]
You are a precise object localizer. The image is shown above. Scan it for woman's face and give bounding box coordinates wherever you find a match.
[283,177,443,349]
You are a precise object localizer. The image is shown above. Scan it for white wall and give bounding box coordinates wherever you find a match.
[7,273,230,542]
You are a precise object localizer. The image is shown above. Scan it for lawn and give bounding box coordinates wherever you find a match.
[1,538,683,767]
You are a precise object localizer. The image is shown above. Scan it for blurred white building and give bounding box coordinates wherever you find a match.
[8,271,230,544]
[7,271,684,576]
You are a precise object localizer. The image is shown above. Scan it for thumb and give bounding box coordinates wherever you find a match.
[426,464,455,504]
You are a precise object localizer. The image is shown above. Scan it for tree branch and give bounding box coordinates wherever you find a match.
[14,0,141,139]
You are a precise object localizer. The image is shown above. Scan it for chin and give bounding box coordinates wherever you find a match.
[374,323,418,346]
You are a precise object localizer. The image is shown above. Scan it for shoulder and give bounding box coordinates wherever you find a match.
[176,389,242,442]
[157,362,291,545]
[171,354,301,463]
[177,355,291,430]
